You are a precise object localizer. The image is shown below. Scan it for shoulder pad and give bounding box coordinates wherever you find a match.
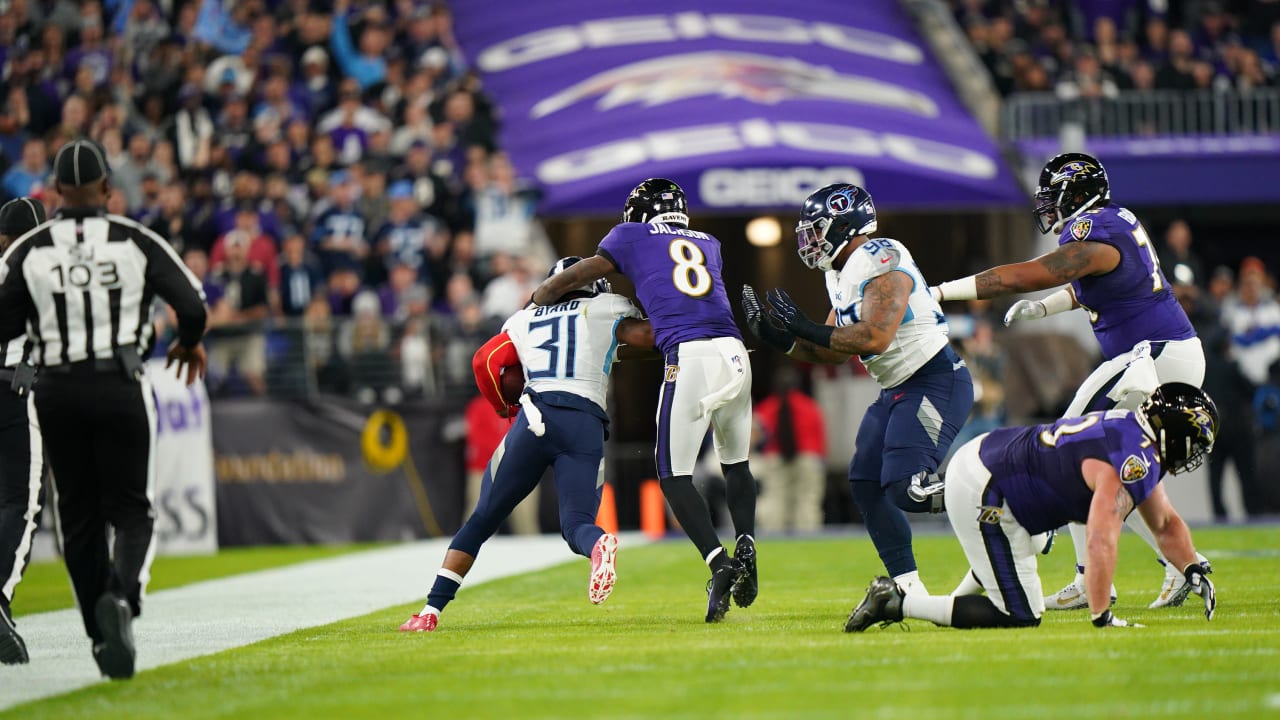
[849,238,901,279]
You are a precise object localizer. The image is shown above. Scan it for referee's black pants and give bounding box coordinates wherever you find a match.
[37,366,154,643]
[0,377,42,607]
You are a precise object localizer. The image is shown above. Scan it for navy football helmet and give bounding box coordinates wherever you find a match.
[796,183,877,272]
[548,256,611,299]
[622,178,689,227]
[1141,382,1218,475]
[1034,152,1110,234]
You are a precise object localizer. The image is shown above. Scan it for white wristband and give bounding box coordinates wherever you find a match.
[1039,288,1075,317]
[936,276,978,302]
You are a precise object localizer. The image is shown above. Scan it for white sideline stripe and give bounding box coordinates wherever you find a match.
[0,534,635,711]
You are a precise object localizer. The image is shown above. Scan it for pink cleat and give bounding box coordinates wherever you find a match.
[589,533,619,605]
[399,612,439,632]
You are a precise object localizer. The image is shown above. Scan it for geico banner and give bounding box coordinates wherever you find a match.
[147,359,217,555]
[450,0,1023,212]
[211,397,468,546]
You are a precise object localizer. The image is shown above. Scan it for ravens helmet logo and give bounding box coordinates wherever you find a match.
[1050,161,1098,186]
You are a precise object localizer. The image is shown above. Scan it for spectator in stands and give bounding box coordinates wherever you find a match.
[471,152,550,266]
[753,366,827,534]
[207,232,271,396]
[1176,279,1262,521]
[110,130,154,208]
[374,180,440,281]
[211,207,281,290]
[312,171,368,277]
[0,137,46,200]
[1156,29,1198,89]
[1158,219,1204,288]
[338,290,394,402]
[330,0,389,90]
[380,262,431,322]
[1208,265,1236,312]
[280,233,325,318]
[1055,45,1120,99]
[1225,257,1280,388]
[327,265,363,317]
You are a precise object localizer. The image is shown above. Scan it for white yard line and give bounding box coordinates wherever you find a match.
[1,534,625,710]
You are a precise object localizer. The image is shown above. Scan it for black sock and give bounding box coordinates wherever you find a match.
[426,569,463,612]
[660,475,728,567]
[951,596,1041,629]
[721,461,757,539]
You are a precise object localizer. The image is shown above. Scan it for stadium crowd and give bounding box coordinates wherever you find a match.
[952,0,1280,96]
[0,0,555,399]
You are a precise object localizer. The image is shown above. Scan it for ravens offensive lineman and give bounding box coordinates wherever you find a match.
[845,383,1218,632]
[743,183,974,596]
[929,153,1209,610]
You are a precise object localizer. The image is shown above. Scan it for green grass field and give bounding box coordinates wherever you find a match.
[6,528,1279,719]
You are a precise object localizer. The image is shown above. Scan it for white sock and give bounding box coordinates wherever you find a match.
[1069,523,1088,571]
[903,594,954,626]
[438,568,464,584]
[704,547,725,566]
[893,571,928,596]
[418,603,442,617]
[950,570,983,597]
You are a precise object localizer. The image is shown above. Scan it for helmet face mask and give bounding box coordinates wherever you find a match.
[1034,153,1110,234]
[1141,382,1219,475]
[622,178,689,227]
[795,183,876,272]
[548,256,610,301]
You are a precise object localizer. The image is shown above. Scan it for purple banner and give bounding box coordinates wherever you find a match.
[451,0,1024,213]
[1014,135,1280,206]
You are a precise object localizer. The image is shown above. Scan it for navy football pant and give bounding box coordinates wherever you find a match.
[451,404,606,559]
[849,347,974,577]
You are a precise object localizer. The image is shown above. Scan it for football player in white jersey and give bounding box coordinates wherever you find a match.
[401,257,653,632]
[741,183,974,597]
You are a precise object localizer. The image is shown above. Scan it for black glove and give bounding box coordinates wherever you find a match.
[1183,562,1216,621]
[1091,609,1143,628]
[741,285,795,353]
[766,288,834,348]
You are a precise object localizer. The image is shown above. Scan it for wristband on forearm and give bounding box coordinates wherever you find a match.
[789,317,835,349]
[936,276,978,302]
[1039,287,1075,316]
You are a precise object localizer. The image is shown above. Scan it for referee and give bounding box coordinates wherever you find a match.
[0,139,208,679]
[0,197,46,665]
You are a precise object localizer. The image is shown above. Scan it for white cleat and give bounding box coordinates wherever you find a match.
[588,533,618,605]
[1044,576,1116,611]
[1150,555,1211,609]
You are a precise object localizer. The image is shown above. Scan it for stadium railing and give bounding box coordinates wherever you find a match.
[1002,89,1280,140]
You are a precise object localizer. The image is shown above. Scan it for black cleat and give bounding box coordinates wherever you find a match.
[706,559,744,623]
[844,577,905,633]
[92,594,136,680]
[731,536,758,608]
[0,600,28,665]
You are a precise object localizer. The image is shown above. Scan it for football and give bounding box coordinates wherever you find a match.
[500,363,526,405]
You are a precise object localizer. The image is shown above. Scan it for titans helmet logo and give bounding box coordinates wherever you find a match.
[826,188,858,215]
[530,52,938,119]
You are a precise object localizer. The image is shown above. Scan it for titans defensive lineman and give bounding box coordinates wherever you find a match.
[846,383,1217,632]
[744,183,974,596]
[929,153,1208,611]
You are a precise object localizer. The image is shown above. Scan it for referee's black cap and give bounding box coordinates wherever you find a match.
[52,138,112,188]
[0,197,47,237]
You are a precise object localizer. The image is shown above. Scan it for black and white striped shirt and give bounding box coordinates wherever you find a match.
[0,207,207,368]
